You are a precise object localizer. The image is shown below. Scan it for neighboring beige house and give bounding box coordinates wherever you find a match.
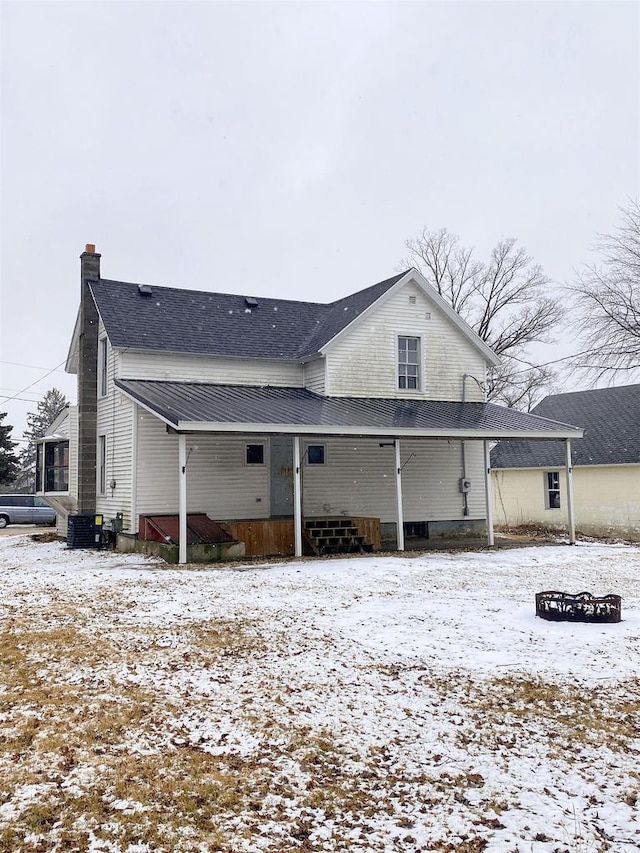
[491,385,640,541]
[37,245,582,562]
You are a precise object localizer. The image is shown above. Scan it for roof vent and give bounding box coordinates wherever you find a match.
[138,285,153,297]
[244,296,258,308]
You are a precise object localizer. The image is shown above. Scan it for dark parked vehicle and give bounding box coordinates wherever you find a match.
[0,495,56,528]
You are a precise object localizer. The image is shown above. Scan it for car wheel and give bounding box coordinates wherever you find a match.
[0,516,8,529]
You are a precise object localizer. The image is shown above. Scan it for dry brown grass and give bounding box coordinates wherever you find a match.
[0,599,638,852]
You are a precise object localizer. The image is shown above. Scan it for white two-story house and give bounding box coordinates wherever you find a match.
[38,245,582,562]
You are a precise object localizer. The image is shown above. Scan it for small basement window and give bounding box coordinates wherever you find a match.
[306,444,326,465]
[246,444,265,465]
[545,471,561,509]
[405,521,427,539]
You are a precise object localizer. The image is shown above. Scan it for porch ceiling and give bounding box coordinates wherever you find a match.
[115,380,583,441]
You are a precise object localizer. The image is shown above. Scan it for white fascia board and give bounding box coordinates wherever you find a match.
[115,387,179,430]
[46,406,71,435]
[319,269,501,367]
[318,271,414,356]
[409,269,501,366]
[65,309,81,374]
[175,421,584,441]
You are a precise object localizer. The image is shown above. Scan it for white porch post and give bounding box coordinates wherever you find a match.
[484,440,495,547]
[293,435,303,558]
[565,439,576,545]
[395,439,405,551]
[178,434,187,565]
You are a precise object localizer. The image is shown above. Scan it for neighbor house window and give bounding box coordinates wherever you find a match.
[246,443,265,465]
[398,336,420,390]
[306,444,326,465]
[98,435,107,494]
[545,471,560,509]
[36,441,69,492]
[99,337,108,397]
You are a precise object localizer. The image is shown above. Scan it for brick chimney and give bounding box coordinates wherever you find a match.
[77,244,101,514]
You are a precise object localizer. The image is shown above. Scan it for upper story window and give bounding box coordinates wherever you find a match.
[99,337,108,397]
[398,336,421,390]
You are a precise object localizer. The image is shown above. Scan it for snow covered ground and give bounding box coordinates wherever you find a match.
[0,535,638,852]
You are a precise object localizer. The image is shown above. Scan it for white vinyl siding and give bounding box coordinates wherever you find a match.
[134,418,485,528]
[95,327,135,530]
[325,280,486,400]
[301,437,485,522]
[303,358,326,394]
[120,351,303,386]
[134,414,271,530]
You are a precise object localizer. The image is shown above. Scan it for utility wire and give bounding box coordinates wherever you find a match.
[0,360,68,372]
[0,360,67,404]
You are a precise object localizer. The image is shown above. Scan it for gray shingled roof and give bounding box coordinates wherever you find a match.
[90,272,408,360]
[491,384,640,468]
[115,380,583,439]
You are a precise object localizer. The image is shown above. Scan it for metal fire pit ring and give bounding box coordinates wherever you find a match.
[535,590,622,624]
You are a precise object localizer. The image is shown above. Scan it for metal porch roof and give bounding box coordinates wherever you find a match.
[115,380,584,441]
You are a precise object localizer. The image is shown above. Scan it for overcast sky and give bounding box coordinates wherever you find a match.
[1,0,638,445]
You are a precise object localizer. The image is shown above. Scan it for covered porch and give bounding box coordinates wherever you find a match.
[116,380,584,564]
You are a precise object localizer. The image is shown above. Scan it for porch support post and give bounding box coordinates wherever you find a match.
[178,433,187,565]
[293,435,302,558]
[484,440,495,547]
[395,439,405,551]
[565,439,576,545]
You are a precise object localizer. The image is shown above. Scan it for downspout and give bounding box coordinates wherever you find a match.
[461,373,485,517]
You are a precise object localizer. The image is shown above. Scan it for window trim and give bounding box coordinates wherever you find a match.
[305,443,327,466]
[98,435,107,494]
[397,334,423,392]
[245,442,266,466]
[545,471,561,509]
[99,336,108,398]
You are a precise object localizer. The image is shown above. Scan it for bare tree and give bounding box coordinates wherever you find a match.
[570,200,640,380]
[403,228,562,408]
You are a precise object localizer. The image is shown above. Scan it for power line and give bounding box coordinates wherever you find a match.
[0,360,68,372]
[0,360,67,405]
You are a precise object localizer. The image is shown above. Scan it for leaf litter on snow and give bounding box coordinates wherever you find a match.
[0,535,638,852]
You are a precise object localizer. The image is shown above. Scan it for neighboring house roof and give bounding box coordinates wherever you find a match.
[491,384,640,468]
[88,272,408,361]
[73,268,499,367]
[115,379,583,440]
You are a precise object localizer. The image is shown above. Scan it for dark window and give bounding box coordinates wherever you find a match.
[99,338,108,397]
[405,521,427,539]
[398,336,420,390]
[0,496,16,507]
[246,444,265,465]
[42,441,69,492]
[546,471,560,509]
[98,436,107,493]
[307,444,325,465]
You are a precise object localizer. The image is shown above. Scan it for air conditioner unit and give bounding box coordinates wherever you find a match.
[459,477,472,494]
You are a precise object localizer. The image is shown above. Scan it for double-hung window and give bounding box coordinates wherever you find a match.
[98,435,107,494]
[99,337,108,397]
[545,471,560,509]
[398,336,420,390]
